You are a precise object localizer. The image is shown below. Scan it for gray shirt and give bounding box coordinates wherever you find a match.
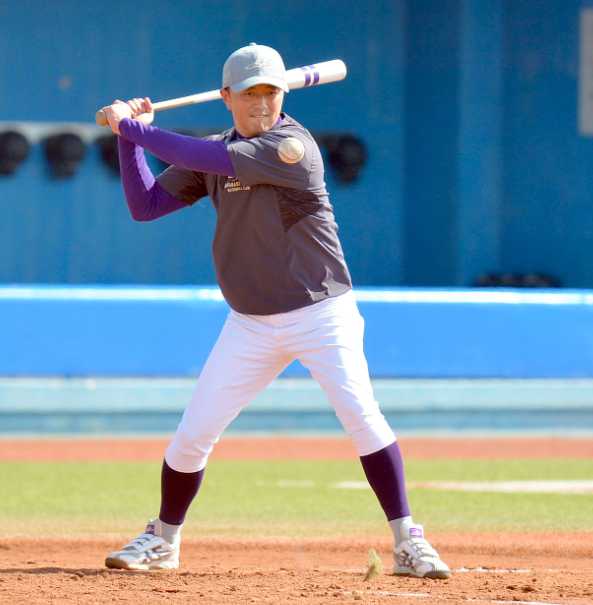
[157,114,352,315]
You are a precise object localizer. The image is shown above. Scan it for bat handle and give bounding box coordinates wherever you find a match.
[95,109,109,127]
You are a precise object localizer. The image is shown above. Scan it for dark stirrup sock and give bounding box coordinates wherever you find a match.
[159,459,204,526]
[359,440,411,521]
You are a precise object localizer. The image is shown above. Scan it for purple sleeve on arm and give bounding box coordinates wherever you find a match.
[119,118,236,177]
[118,137,188,221]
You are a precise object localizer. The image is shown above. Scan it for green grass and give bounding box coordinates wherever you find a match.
[0,459,591,537]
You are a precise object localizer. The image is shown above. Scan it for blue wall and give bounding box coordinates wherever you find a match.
[1,0,593,287]
[3,285,593,379]
[501,0,593,287]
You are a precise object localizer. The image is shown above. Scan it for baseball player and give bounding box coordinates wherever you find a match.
[100,43,450,579]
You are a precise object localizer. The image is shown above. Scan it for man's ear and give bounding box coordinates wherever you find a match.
[220,88,232,110]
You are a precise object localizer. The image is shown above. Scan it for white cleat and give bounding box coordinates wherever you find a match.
[105,519,180,570]
[393,520,450,579]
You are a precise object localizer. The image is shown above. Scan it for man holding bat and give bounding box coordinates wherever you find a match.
[100,43,450,579]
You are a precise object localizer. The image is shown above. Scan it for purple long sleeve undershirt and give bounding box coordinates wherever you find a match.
[117,118,235,222]
[119,118,235,176]
[118,138,187,221]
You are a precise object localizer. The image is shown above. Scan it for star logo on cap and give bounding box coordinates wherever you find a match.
[245,45,272,70]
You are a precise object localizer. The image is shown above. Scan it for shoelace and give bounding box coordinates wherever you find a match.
[124,533,158,551]
[405,538,439,559]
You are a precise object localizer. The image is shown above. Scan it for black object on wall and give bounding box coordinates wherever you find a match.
[0,131,30,176]
[320,134,367,184]
[97,134,120,176]
[44,133,86,178]
[475,273,560,288]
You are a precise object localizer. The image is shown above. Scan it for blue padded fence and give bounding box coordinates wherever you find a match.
[2,285,593,378]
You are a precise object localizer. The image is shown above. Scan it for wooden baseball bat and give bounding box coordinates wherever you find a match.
[95,59,347,127]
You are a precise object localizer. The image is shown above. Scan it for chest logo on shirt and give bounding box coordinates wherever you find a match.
[224,177,251,193]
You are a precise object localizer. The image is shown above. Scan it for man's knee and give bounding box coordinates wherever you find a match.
[165,427,215,473]
[341,411,396,457]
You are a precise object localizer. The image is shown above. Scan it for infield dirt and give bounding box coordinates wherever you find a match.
[0,437,592,605]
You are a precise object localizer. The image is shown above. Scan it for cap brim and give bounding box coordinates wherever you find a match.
[230,76,289,93]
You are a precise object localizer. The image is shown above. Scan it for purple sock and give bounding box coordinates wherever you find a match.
[359,441,411,521]
[159,459,204,525]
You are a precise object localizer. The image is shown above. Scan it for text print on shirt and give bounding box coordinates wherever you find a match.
[224,177,251,193]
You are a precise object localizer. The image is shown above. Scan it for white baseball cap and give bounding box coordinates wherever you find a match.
[222,43,289,93]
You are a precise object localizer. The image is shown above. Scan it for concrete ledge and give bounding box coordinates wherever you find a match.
[2,377,593,412]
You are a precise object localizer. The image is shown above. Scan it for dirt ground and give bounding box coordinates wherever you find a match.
[1,436,592,605]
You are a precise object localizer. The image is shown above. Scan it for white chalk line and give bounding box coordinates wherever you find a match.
[343,591,429,598]
[332,569,570,605]
[466,599,562,605]
[258,479,593,494]
[342,591,564,605]
[336,568,566,574]
[407,480,593,494]
[456,567,563,573]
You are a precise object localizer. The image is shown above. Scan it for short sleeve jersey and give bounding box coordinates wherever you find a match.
[156,114,352,315]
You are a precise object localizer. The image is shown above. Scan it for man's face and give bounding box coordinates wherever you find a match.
[221,84,284,138]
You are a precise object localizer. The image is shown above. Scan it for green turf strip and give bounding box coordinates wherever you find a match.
[0,459,591,537]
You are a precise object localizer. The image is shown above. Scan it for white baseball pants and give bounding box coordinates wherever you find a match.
[165,290,396,472]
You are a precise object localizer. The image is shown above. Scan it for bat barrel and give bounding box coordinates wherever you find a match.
[286,60,347,91]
